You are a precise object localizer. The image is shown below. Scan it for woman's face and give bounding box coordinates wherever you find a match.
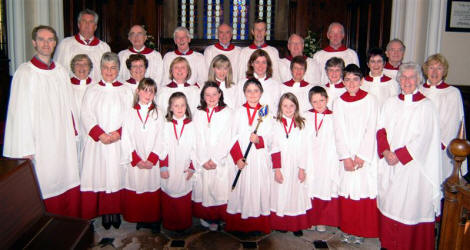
[252,56,268,77]
[204,86,221,108]
[426,61,444,85]
[326,66,342,84]
[399,69,419,95]
[214,65,229,81]
[101,61,119,82]
[172,62,189,83]
[130,60,146,81]
[73,58,91,80]
[367,55,385,77]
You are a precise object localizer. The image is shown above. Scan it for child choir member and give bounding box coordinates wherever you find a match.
[159,92,197,231]
[192,82,234,231]
[120,78,164,233]
[238,49,281,114]
[280,56,313,112]
[322,57,347,109]
[124,54,148,92]
[226,78,279,234]
[157,57,199,112]
[304,86,340,232]
[270,93,311,237]
[80,52,133,229]
[361,48,400,107]
[333,64,379,244]
[207,55,239,109]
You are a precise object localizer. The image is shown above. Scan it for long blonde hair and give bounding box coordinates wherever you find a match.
[276,92,305,129]
[208,54,234,88]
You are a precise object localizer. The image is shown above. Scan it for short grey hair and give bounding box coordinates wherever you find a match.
[288,34,304,45]
[78,9,99,24]
[128,25,147,36]
[386,39,406,52]
[71,54,93,74]
[327,22,345,35]
[100,52,120,70]
[173,26,191,40]
[396,62,424,85]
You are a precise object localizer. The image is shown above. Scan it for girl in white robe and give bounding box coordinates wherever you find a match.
[270,93,311,236]
[333,64,379,243]
[120,78,164,232]
[192,82,234,231]
[207,54,239,109]
[304,86,340,231]
[159,92,197,231]
[279,56,313,113]
[321,57,347,109]
[80,53,133,229]
[226,78,278,234]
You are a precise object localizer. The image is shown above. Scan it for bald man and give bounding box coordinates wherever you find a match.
[118,25,164,86]
[204,24,242,83]
[279,34,321,85]
[313,22,359,84]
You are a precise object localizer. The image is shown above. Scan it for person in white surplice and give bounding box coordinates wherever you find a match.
[279,56,314,113]
[80,52,133,229]
[377,62,442,250]
[4,25,80,217]
[207,54,239,109]
[192,81,234,232]
[54,9,110,81]
[383,39,405,80]
[321,57,347,109]
[123,54,148,93]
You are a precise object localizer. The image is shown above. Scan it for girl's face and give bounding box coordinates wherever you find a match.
[326,66,342,83]
[281,98,296,119]
[214,65,229,81]
[130,60,146,81]
[244,84,262,105]
[343,72,362,95]
[172,62,189,83]
[252,56,268,77]
[310,93,328,113]
[137,87,155,105]
[171,97,187,119]
[367,55,384,77]
[291,63,306,82]
[204,87,221,108]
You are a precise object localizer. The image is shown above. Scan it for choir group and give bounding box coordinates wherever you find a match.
[3,9,466,250]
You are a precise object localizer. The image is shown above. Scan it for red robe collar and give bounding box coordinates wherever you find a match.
[166,81,191,88]
[126,78,137,84]
[325,82,345,88]
[308,108,333,114]
[175,49,194,55]
[340,89,368,102]
[281,117,297,128]
[249,43,268,49]
[172,118,192,125]
[398,91,426,102]
[98,80,123,87]
[74,34,99,46]
[285,55,307,61]
[283,79,309,87]
[134,103,155,110]
[71,76,92,85]
[364,74,392,82]
[384,62,400,70]
[215,43,235,51]
[242,102,262,110]
[323,45,347,52]
[31,56,55,70]
[423,81,450,89]
[129,47,153,55]
[206,106,225,113]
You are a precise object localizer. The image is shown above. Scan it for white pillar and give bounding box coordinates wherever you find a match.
[425,0,446,57]
[7,0,26,73]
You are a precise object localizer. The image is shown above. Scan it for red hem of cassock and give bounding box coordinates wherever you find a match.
[192,202,227,221]
[270,212,310,231]
[379,212,435,250]
[44,185,81,218]
[339,196,379,237]
[121,189,161,222]
[224,213,271,234]
[308,198,340,227]
[161,192,192,231]
[80,190,121,219]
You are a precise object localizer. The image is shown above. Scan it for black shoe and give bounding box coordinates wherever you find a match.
[102,215,112,230]
[136,222,145,230]
[150,221,161,234]
[111,214,121,229]
[293,230,303,237]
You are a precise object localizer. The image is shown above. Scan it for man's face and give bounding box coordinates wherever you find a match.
[218,24,232,45]
[327,24,344,48]
[32,29,56,58]
[251,22,267,44]
[174,31,190,52]
[128,26,147,50]
[78,14,97,39]
[385,41,405,64]
[288,35,304,57]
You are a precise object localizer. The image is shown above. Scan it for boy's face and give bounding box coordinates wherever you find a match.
[310,93,327,113]
[343,73,362,95]
[291,63,306,82]
[326,66,342,84]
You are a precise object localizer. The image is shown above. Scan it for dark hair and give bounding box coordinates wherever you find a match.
[32,25,58,42]
[126,54,149,70]
[290,55,307,71]
[343,64,363,79]
[134,78,158,119]
[252,19,267,30]
[165,92,192,121]
[325,57,345,71]
[197,81,227,110]
[276,92,305,129]
[367,47,386,64]
[246,49,273,79]
[243,78,264,94]
[308,86,328,102]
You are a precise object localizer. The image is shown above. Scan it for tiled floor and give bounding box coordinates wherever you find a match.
[90,217,381,249]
